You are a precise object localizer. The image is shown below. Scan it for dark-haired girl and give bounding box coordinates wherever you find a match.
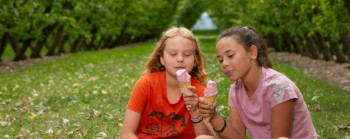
[196,26,317,139]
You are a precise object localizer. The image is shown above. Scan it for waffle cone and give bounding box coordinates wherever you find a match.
[179,81,191,94]
[205,95,217,104]
[204,95,216,123]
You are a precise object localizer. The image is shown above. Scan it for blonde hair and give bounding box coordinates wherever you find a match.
[142,27,208,85]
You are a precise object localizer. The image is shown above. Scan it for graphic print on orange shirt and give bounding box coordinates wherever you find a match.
[140,111,186,138]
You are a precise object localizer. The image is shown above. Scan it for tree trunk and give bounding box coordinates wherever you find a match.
[57,36,68,55]
[68,38,73,47]
[297,35,311,57]
[47,25,64,56]
[0,38,2,62]
[304,32,320,59]
[70,38,79,53]
[31,40,45,58]
[340,33,350,58]
[113,33,131,48]
[282,33,294,53]
[102,37,112,49]
[14,38,32,61]
[30,23,57,58]
[0,34,8,61]
[30,0,54,58]
[79,39,87,51]
[266,34,282,51]
[108,23,128,48]
[70,36,85,53]
[329,40,348,63]
[8,35,20,54]
[87,26,98,50]
[343,0,350,15]
[315,32,332,61]
[283,33,303,54]
[88,34,96,50]
[95,36,104,50]
[290,36,304,55]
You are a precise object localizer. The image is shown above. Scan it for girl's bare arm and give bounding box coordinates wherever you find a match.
[198,99,246,139]
[271,99,295,138]
[120,109,141,139]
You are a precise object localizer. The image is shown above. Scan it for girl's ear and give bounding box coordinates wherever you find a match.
[160,56,165,66]
[250,45,258,60]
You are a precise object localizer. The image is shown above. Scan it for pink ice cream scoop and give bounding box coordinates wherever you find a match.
[204,80,218,97]
[176,69,191,83]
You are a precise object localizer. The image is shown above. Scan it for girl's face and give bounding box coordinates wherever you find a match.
[160,36,196,78]
[216,37,254,82]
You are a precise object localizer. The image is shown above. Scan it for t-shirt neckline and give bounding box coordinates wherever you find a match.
[161,71,185,106]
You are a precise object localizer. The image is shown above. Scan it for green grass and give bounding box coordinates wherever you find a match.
[0,34,349,138]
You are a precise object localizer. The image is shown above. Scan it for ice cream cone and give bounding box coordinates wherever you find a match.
[176,69,191,94]
[179,81,191,94]
[205,95,217,104]
[205,96,217,123]
[204,80,218,123]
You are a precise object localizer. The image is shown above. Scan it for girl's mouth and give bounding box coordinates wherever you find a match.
[225,70,233,76]
[176,67,185,70]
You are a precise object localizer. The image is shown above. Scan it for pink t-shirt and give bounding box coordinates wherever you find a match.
[228,67,317,139]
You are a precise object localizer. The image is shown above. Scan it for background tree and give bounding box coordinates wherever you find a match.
[208,0,350,63]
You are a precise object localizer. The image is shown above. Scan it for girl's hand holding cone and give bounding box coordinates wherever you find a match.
[198,97,218,122]
[183,86,199,112]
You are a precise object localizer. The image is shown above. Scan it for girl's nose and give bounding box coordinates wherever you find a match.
[177,55,183,62]
[222,59,228,68]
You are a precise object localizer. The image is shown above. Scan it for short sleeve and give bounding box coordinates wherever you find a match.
[127,76,150,113]
[267,76,298,108]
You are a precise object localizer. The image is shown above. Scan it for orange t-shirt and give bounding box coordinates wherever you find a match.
[127,71,206,139]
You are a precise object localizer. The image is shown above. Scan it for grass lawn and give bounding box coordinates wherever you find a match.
[0,34,349,138]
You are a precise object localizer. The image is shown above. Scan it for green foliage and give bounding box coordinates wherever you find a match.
[207,0,350,63]
[0,0,180,60]
[208,0,349,39]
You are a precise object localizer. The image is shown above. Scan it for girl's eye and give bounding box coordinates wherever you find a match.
[218,59,223,63]
[228,54,234,58]
[170,53,176,56]
[184,54,192,57]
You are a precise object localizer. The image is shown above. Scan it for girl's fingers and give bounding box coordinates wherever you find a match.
[187,86,196,93]
[183,92,196,98]
[183,91,198,99]
[199,97,218,109]
[182,89,199,112]
[183,89,198,106]
[199,100,211,110]
[198,97,206,104]
[198,97,217,117]
[183,95,198,102]
[198,108,212,118]
[184,100,197,106]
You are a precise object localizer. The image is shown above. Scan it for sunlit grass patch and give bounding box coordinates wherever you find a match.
[0,43,153,138]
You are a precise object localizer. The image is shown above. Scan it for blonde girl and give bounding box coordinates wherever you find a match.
[121,27,214,139]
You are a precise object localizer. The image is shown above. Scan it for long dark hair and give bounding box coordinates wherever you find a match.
[217,26,272,68]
